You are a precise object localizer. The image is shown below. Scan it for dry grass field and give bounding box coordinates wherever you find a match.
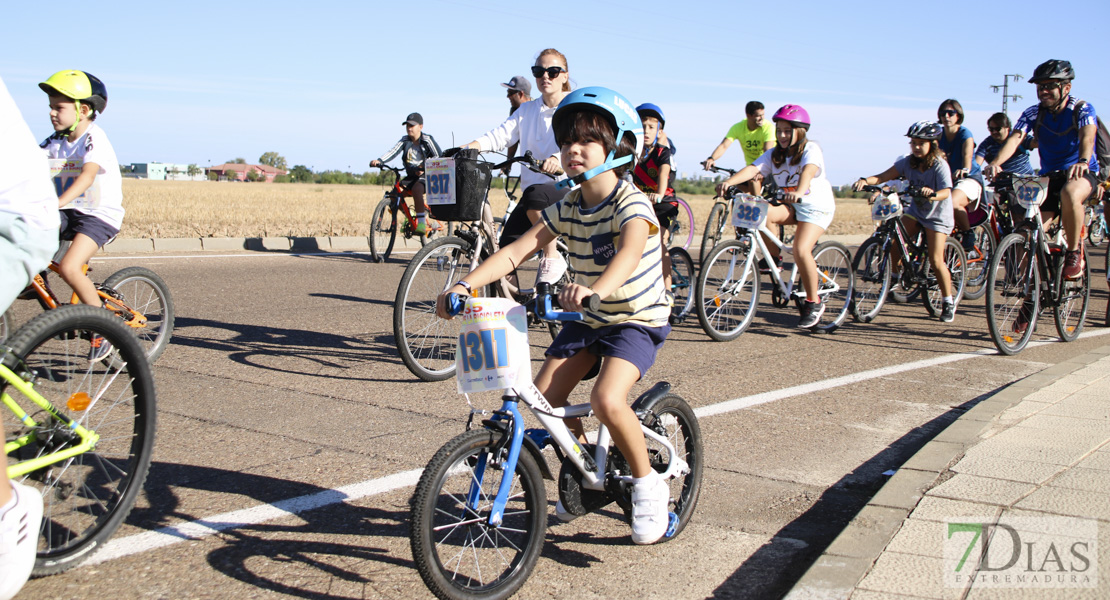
[119,179,875,239]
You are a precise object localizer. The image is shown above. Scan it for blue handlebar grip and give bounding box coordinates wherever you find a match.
[446,293,466,316]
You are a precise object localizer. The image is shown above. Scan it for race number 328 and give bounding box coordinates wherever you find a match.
[459,328,509,373]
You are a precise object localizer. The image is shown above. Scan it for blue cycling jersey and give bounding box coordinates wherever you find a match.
[1014,97,1099,175]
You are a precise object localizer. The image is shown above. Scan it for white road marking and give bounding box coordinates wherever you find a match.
[89,328,1110,564]
[93,250,417,261]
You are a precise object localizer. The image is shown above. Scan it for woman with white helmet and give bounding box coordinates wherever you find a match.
[715,104,837,328]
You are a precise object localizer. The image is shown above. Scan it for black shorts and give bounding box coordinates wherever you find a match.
[499,183,563,247]
[653,198,679,233]
[59,210,119,248]
[1042,171,1100,215]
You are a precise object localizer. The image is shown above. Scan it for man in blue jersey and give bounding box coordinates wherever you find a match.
[985,59,1099,279]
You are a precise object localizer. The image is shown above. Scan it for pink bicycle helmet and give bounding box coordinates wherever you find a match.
[772,104,811,130]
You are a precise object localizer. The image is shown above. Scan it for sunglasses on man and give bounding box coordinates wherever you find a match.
[531,65,566,79]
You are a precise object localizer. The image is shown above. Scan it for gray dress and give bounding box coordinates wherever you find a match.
[894,156,954,234]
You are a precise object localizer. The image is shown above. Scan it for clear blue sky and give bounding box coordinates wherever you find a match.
[5,0,1109,185]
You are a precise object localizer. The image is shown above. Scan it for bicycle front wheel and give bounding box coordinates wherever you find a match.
[2,305,156,576]
[695,239,760,341]
[639,393,703,542]
[1054,247,1090,342]
[369,195,397,262]
[850,237,891,323]
[410,428,546,600]
[923,238,966,318]
[963,223,997,301]
[986,233,1040,355]
[699,202,727,265]
[670,196,695,251]
[812,241,853,333]
[668,247,695,323]
[100,266,175,363]
[393,236,479,381]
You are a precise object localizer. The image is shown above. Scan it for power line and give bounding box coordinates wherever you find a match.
[990,74,1023,116]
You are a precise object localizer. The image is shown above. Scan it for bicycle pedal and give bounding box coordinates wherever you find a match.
[664,512,679,538]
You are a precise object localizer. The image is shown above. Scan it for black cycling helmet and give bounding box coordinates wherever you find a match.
[905,120,942,141]
[1029,59,1074,84]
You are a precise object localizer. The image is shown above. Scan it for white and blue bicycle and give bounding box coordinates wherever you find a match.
[409,284,703,600]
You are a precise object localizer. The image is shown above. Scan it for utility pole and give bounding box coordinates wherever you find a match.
[990,74,1023,116]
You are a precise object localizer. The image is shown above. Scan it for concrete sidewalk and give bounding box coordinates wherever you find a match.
[786,345,1110,599]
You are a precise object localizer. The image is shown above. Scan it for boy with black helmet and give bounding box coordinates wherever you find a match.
[438,86,674,545]
[984,59,1099,280]
[39,70,124,361]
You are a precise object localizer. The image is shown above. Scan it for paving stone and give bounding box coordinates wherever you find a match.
[824,505,909,559]
[1046,467,1110,494]
[950,454,1063,485]
[884,518,947,558]
[909,496,1002,524]
[1015,487,1110,521]
[855,551,965,599]
[926,473,1036,506]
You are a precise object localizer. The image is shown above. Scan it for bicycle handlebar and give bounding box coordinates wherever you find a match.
[444,283,600,322]
[723,185,787,206]
[701,161,737,176]
[858,182,935,203]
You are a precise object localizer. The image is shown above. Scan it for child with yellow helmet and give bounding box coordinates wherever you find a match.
[39,70,125,361]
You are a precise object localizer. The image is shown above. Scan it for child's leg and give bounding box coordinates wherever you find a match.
[589,357,652,478]
[56,233,102,306]
[533,350,597,441]
[793,221,826,302]
[925,228,953,298]
[412,181,427,221]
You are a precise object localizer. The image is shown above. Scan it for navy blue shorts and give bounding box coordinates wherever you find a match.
[59,210,118,248]
[545,321,670,380]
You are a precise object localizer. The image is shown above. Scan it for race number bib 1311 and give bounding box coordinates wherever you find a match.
[49,159,101,209]
[424,157,456,206]
[455,297,530,394]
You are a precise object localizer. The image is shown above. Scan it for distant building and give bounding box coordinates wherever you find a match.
[128,162,205,181]
[207,163,286,182]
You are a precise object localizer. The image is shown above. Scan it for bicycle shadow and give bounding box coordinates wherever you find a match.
[308,293,394,308]
[171,316,408,381]
[706,389,998,599]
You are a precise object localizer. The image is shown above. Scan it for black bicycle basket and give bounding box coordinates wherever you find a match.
[429,149,490,222]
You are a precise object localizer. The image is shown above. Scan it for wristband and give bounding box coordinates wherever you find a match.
[455,280,473,295]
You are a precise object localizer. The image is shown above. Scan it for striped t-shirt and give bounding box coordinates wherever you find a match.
[540,180,671,328]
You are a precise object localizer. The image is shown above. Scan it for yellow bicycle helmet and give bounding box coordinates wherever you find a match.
[39,70,108,121]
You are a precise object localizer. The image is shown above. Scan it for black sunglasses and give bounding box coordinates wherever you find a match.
[941,109,959,117]
[506,90,520,97]
[987,126,1005,133]
[531,65,566,79]
[1036,82,1062,91]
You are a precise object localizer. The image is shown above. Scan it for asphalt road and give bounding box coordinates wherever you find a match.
[12,246,1110,600]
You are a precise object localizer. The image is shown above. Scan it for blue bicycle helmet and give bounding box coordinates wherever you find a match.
[636,103,665,128]
[552,86,644,189]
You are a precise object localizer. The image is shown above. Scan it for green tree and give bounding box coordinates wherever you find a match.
[259,152,287,170]
[245,169,263,182]
[289,165,313,182]
[228,157,247,164]
[187,164,200,178]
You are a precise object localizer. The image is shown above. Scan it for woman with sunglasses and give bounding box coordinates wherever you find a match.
[461,48,571,283]
[937,99,986,256]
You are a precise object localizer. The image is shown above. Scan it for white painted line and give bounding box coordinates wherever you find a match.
[88,327,1110,564]
[93,250,418,261]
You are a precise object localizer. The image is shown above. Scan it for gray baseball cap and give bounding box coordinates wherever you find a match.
[402,112,423,126]
[501,76,531,96]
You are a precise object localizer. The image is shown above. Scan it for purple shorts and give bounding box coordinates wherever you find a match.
[59,210,118,248]
[545,321,670,379]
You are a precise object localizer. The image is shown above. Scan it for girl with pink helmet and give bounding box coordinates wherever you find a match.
[715,104,838,329]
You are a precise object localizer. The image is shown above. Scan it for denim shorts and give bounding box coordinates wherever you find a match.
[59,209,119,248]
[545,321,670,380]
[0,213,58,311]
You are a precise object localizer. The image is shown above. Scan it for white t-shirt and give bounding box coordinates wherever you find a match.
[0,77,59,231]
[475,98,566,189]
[41,122,125,229]
[752,141,836,212]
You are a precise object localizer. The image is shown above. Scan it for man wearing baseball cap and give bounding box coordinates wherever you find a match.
[370,112,443,234]
[501,77,533,171]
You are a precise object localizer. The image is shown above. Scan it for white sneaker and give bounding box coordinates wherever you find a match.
[537,254,568,285]
[0,481,43,600]
[630,471,669,545]
[554,499,579,522]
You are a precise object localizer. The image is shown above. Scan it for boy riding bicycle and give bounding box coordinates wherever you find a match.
[632,102,678,290]
[437,86,674,545]
[370,112,443,234]
[0,74,58,600]
[38,70,123,361]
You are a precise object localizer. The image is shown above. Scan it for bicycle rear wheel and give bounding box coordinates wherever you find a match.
[100,266,175,363]
[986,233,1039,355]
[923,238,966,318]
[668,247,695,323]
[812,241,853,333]
[393,236,480,381]
[670,196,695,251]
[369,195,397,262]
[699,203,727,266]
[1054,248,1090,341]
[962,223,996,301]
[2,305,156,576]
[695,239,760,341]
[410,428,546,600]
[850,237,890,323]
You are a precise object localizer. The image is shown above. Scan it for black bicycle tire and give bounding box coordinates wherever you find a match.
[100,266,176,363]
[637,393,703,542]
[1053,248,1090,342]
[699,203,727,266]
[986,233,1040,355]
[923,238,966,318]
[850,237,891,323]
[369,195,397,262]
[668,247,696,322]
[811,241,854,333]
[410,428,546,600]
[963,223,997,301]
[695,239,760,342]
[2,305,156,576]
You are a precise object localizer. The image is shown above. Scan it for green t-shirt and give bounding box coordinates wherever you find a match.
[725,120,776,165]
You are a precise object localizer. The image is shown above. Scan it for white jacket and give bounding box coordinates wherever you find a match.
[476,98,565,189]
